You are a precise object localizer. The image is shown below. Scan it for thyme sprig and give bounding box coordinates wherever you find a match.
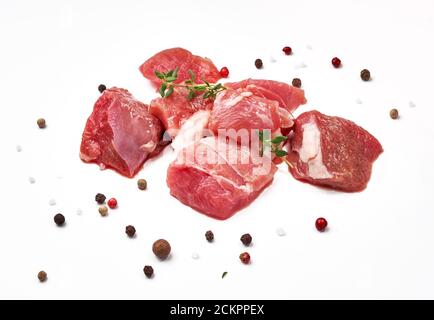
[258,130,293,168]
[154,68,226,99]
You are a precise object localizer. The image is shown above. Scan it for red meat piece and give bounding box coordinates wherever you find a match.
[225,79,306,113]
[139,47,221,87]
[167,137,277,219]
[149,87,214,137]
[80,88,164,178]
[287,110,383,192]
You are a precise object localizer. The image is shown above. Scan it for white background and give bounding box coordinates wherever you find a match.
[1,0,433,299]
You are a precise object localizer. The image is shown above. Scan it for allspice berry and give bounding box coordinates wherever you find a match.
[205,230,214,242]
[292,78,302,88]
[240,233,252,246]
[99,205,108,217]
[137,179,147,190]
[360,69,371,81]
[125,225,136,237]
[37,271,47,282]
[152,239,171,260]
[37,118,46,129]
[143,265,154,278]
[390,108,399,120]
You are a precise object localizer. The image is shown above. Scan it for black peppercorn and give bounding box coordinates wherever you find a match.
[292,78,302,88]
[143,265,154,278]
[98,84,107,93]
[360,69,371,81]
[254,59,263,69]
[54,213,65,226]
[125,225,136,237]
[95,193,106,204]
[240,233,252,246]
[205,230,214,242]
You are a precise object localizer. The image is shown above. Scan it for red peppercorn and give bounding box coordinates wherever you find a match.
[315,217,328,231]
[331,57,341,68]
[239,252,251,264]
[282,46,292,55]
[108,198,117,209]
[219,67,229,78]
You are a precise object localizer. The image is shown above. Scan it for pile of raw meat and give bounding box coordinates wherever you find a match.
[80,47,383,220]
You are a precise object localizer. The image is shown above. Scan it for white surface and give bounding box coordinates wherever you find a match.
[1,0,434,300]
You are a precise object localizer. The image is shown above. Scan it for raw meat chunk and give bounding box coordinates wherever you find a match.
[287,110,383,191]
[139,47,221,87]
[208,88,290,137]
[149,87,213,137]
[225,79,306,112]
[80,88,164,178]
[167,137,277,219]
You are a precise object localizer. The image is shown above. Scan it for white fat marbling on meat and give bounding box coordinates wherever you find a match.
[172,110,210,153]
[299,122,332,179]
[140,140,156,152]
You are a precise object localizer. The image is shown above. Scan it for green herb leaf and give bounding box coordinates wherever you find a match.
[165,76,177,82]
[222,271,228,279]
[155,71,165,80]
[159,83,167,97]
[173,67,179,78]
[188,69,196,81]
[188,91,196,100]
[271,136,288,144]
[274,149,288,157]
[258,130,264,142]
[165,85,174,98]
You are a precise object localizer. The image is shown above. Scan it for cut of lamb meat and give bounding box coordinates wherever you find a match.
[167,137,277,219]
[208,88,292,138]
[139,47,221,87]
[287,110,383,192]
[149,87,213,137]
[171,110,211,153]
[225,79,306,113]
[80,87,164,178]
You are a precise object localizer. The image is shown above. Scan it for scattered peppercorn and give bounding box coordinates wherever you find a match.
[108,198,117,209]
[152,239,171,260]
[95,193,106,204]
[360,69,371,81]
[254,59,263,69]
[143,265,154,278]
[137,179,147,190]
[219,67,229,78]
[331,57,341,68]
[98,205,108,217]
[125,225,136,237]
[37,118,46,129]
[390,108,399,120]
[240,233,252,246]
[37,271,47,282]
[315,217,328,231]
[98,84,107,93]
[282,46,292,55]
[54,213,65,226]
[292,78,302,88]
[205,230,214,242]
[239,252,251,264]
